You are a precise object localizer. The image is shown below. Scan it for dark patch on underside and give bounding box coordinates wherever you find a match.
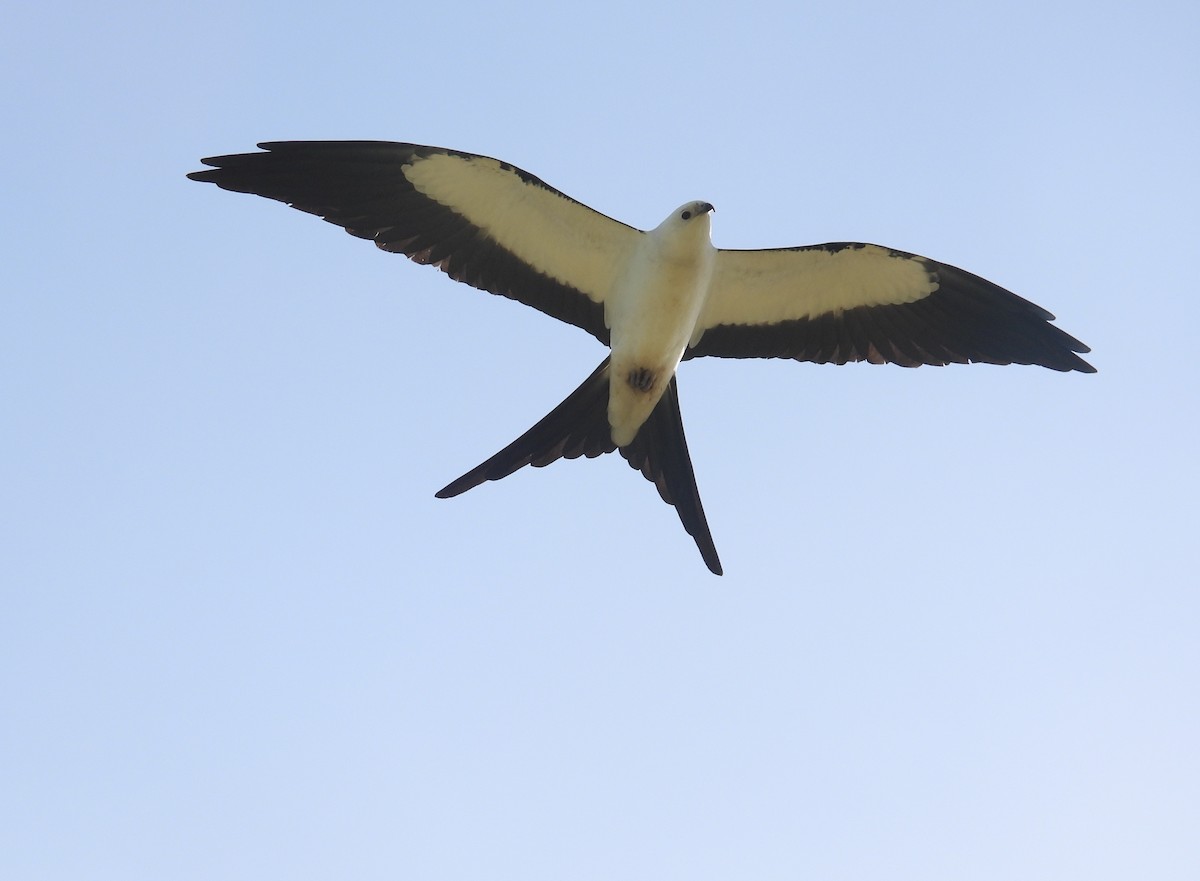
[627,367,657,392]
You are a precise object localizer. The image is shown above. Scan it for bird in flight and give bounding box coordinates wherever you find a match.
[189,141,1094,575]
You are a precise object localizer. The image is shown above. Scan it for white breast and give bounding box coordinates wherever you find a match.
[605,211,716,446]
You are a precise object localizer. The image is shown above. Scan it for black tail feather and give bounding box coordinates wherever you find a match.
[434,358,616,497]
[618,377,722,575]
[436,357,723,575]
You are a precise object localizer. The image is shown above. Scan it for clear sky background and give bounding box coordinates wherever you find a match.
[3,1,1197,879]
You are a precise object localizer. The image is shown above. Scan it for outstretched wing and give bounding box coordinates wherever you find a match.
[689,243,1094,372]
[189,141,643,344]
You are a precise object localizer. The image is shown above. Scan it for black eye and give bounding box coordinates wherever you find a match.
[681,210,692,220]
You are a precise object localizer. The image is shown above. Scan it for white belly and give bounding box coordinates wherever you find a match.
[605,240,715,446]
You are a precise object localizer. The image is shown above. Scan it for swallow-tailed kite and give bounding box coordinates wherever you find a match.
[189,141,1095,575]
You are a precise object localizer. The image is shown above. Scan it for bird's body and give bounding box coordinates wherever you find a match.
[608,201,716,445]
[189,141,1094,575]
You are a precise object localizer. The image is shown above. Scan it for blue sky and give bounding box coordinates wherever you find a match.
[3,1,1197,878]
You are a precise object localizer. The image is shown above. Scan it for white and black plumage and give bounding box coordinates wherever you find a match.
[189,141,1095,575]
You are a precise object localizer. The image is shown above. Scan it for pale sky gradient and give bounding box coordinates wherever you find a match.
[3,1,1198,879]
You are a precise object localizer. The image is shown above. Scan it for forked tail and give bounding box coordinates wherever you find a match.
[436,357,723,575]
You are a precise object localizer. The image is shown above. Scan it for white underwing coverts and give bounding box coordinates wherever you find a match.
[190,141,1095,575]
